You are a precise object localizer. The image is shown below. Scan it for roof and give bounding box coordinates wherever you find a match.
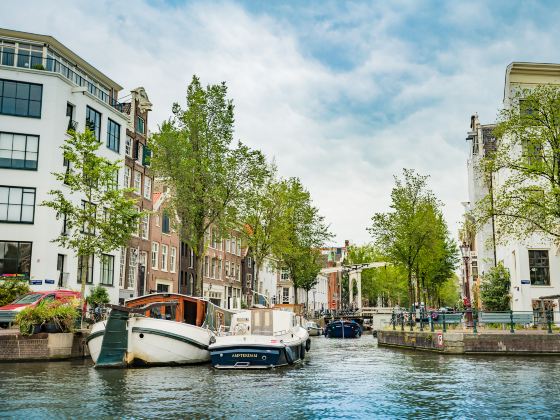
[0,28,123,91]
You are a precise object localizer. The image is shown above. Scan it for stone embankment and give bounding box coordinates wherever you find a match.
[378,330,560,355]
[0,329,90,362]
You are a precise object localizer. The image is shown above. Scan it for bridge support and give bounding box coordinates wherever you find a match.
[348,269,363,311]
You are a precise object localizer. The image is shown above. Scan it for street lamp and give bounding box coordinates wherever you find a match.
[460,241,473,326]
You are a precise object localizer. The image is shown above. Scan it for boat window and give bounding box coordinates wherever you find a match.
[184,300,197,325]
[150,306,162,319]
[251,310,273,336]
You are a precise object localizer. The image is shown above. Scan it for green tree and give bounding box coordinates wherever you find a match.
[86,285,110,306]
[473,85,560,243]
[480,263,511,311]
[0,279,30,307]
[149,76,268,296]
[276,178,331,304]
[42,129,141,314]
[368,169,442,307]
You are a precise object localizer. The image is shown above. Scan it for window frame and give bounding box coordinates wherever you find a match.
[0,240,32,278]
[133,170,142,195]
[151,242,159,270]
[0,79,43,118]
[161,244,168,272]
[0,131,39,170]
[106,118,121,153]
[0,185,36,224]
[85,106,101,140]
[77,254,94,285]
[529,249,550,286]
[170,246,176,273]
[100,254,115,286]
[136,116,145,134]
[143,177,152,200]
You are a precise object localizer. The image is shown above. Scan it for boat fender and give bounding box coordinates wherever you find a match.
[285,346,294,365]
[305,338,311,352]
[209,335,216,345]
[301,343,306,356]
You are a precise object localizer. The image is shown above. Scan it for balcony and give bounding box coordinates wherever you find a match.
[0,51,124,112]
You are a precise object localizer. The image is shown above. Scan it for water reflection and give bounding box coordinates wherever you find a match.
[1,336,560,418]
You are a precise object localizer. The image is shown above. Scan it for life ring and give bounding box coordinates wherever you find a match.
[305,338,311,352]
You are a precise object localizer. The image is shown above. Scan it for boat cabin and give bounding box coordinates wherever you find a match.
[125,293,208,327]
[230,309,302,336]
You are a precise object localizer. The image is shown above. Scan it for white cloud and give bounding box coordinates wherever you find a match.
[2,0,560,246]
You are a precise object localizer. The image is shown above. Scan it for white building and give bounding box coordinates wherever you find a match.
[0,28,130,303]
[257,256,280,305]
[465,62,560,317]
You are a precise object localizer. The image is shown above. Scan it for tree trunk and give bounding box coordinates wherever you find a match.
[293,283,298,305]
[407,268,413,309]
[306,289,309,316]
[195,238,205,297]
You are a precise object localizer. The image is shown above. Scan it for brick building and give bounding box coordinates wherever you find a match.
[118,87,153,302]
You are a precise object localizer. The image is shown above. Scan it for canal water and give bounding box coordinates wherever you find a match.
[1,335,560,419]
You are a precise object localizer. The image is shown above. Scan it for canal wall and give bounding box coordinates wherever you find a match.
[0,330,90,362]
[377,330,560,355]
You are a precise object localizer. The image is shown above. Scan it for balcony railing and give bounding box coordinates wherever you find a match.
[0,51,124,112]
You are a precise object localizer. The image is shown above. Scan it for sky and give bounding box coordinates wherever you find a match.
[3,0,560,246]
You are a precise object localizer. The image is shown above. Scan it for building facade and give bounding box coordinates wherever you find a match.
[119,87,153,302]
[464,62,560,316]
[146,189,179,294]
[0,28,130,303]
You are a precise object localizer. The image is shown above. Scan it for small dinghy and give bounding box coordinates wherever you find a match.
[210,308,310,369]
[306,321,322,336]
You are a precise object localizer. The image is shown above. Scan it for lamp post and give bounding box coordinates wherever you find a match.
[460,241,473,327]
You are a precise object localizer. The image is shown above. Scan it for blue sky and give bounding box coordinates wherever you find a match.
[3,1,560,244]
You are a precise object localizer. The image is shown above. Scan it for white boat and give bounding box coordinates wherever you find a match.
[209,308,310,369]
[87,293,233,368]
[306,321,323,336]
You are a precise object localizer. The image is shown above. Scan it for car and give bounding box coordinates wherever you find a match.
[0,290,82,328]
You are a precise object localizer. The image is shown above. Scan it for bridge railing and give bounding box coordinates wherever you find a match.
[389,309,559,334]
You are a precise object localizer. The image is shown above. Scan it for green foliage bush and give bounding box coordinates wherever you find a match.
[0,279,31,307]
[86,285,110,306]
[480,263,511,311]
[15,300,79,336]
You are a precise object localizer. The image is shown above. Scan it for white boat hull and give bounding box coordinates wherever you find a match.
[87,317,213,366]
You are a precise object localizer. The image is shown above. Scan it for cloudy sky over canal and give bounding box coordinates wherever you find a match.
[3,1,560,243]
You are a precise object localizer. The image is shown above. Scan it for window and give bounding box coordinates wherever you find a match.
[151,242,159,270]
[529,250,550,286]
[237,239,241,256]
[0,186,35,223]
[247,274,253,289]
[137,143,144,165]
[162,211,170,234]
[128,248,138,290]
[125,136,133,157]
[283,287,290,304]
[106,119,120,152]
[124,166,131,188]
[0,41,15,66]
[77,254,94,284]
[16,43,42,69]
[226,238,230,254]
[211,258,216,278]
[133,171,142,194]
[225,261,230,277]
[189,249,194,269]
[0,79,42,118]
[217,259,222,280]
[157,283,169,293]
[237,264,241,281]
[281,268,289,280]
[119,247,126,288]
[81,201,96,234]
[161,245,168,271]
[0,132,39,170]
[140,213,149,239]
[85,106,101,140]
[247,257,252,269]
[204,256,209,277]
[143,177,152,200]
[136,116,145,134]
[142,146,151,166]
[170,247,176,273]
[0,241,32,278]
[100,254,114,286]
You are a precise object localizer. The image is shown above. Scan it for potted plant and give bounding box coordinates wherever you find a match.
[43,300,79,333]
[15,304,46,335]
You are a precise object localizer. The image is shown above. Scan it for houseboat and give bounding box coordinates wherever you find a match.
[324,319,362,338]
[87,293,234,368]
[209,308,310,369]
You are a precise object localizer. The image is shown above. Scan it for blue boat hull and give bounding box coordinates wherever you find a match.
[210,342,308,369]
[325,322,362,338]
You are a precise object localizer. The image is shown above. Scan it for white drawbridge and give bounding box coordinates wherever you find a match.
[320,262,390,312]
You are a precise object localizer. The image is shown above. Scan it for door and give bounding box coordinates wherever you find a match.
[57,254,65,287]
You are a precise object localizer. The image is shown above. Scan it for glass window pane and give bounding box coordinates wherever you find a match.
[11,151,24,168]
[15,99,28,116]
[22,190,34,205]
[25,158,37,169]
[29,85,42,101]
[12,135,25,151]
[3,81,16,97]
[21,206,33,222]
[0,242,5,259]
[7,205,21,221]
[26,136,38,152]
[15,83,29,100]
[28,100,41,117]
[0,132,12,149]
[9,188,22,204]
[0,187,7,202]
[0,204,7,219]
[2,98,15,114]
